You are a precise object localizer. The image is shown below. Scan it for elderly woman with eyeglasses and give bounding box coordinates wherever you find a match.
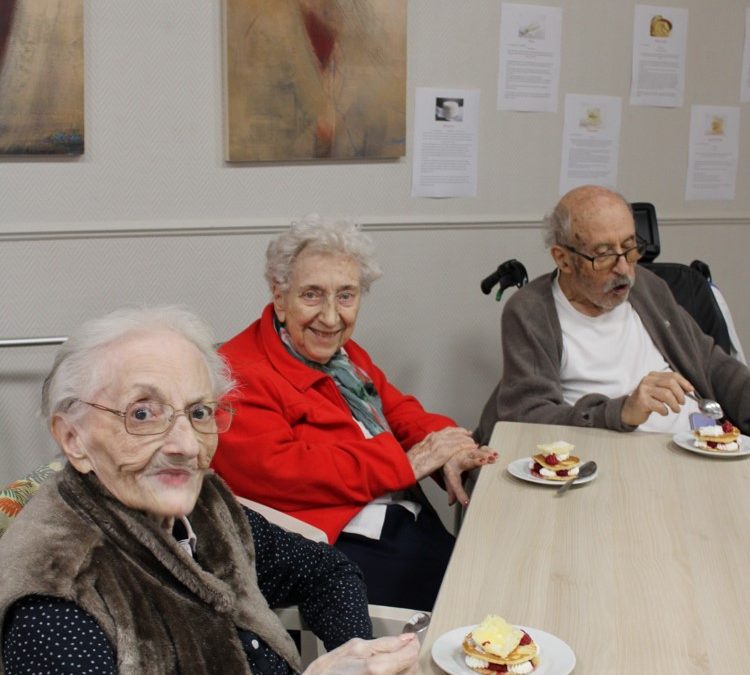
[212,216,497,612]
[0,307,418,675]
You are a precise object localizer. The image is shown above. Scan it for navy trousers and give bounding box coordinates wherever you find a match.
[334,504,455,611]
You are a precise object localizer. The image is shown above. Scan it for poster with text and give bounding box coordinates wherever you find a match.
[630,5,688,107]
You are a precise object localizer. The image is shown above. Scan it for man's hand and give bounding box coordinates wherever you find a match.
[303,634,419,675]
[406,427,479,480]
[621,370,694,427]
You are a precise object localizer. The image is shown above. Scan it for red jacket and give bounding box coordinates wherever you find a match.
[212,304,456,542]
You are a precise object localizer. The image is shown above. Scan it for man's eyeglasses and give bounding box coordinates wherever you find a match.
[562,236,647,272]
[74,399,234,436]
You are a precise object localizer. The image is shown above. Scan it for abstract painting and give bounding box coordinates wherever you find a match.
[224,0,406,162]
[0,0,84,155]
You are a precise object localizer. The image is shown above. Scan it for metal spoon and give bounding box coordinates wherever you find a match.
[685,391,723,420]
[556,461,597,496]
[402,612,431,643]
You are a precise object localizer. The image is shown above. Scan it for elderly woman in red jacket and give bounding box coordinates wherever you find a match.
[213,216,497,610]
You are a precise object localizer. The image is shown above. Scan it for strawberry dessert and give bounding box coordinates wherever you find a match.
[693,420,741,452]
[529,440,580,481]
[462,614,540,674]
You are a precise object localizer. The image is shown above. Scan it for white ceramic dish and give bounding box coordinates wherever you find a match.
[506,457,597,486]
[672,431,750,458]
[431,624,576,675]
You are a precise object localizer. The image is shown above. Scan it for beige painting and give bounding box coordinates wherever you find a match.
[224,0,406,162]
[0,0,84,155]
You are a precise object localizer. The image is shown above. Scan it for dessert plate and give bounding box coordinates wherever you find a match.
[431,624,575,675]
[672,432,750,458]
[506,457,597,486]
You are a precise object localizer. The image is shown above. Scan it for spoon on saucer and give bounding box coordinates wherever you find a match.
[685,391,723,420]
[556,461,597,496]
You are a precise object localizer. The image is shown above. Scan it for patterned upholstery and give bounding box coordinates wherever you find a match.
[0,460,65,539]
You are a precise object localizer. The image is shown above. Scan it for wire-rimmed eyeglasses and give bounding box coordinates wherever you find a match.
[73,399,234,436]
[561,236,647,272]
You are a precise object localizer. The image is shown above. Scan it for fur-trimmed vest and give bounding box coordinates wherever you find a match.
[0,465,302,674]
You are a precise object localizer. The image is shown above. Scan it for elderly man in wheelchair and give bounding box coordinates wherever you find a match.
[477,185,750,442]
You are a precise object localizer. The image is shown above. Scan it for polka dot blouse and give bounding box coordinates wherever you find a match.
[2,507,372,674]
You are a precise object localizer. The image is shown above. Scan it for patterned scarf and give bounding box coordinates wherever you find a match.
[277,320,391,437]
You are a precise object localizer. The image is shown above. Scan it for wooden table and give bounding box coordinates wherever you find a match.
[419,421,750,674]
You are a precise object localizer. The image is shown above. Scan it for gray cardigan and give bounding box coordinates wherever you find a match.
[476,267,750,443]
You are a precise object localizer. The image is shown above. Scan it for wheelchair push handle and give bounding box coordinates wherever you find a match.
[480,259,529,300]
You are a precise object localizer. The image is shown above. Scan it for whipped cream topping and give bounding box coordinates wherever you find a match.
[694,440,739,451]
[697,425,725,437]
[465,655,488,668]
[464,655,535,673]
[530,462,579,478]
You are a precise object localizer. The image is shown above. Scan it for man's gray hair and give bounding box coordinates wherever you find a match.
[265,214,382,293]
[542,200,574,248]
[543,188,633,248]
[42,306,234,424]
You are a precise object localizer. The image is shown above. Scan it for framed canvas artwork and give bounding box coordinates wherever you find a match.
[224,0,406,162]
[0,0,84,156]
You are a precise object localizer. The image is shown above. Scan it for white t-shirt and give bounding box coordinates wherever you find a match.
[553,277,699,433]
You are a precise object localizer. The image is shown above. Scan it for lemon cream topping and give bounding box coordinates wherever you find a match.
[471,615,523,658]
[537,440,573,461]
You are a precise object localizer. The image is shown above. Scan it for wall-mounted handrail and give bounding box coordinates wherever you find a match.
[0,337,68,348]
[0,337,224,349]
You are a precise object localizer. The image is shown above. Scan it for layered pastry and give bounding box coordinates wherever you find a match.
[462,614,540,674]
[693,421,741,452]
[530,440,580,481]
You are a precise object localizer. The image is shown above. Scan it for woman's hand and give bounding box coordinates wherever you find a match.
[442,445,497,506]
[302,634,419,675]
[406,427,478,480]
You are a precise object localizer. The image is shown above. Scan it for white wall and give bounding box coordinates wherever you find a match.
[1,1,749,530]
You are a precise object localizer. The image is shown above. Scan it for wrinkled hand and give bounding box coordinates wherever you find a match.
[302,634,419,675]
[406,427,479,480]
[442,445,497,506]
[621,370,693,427]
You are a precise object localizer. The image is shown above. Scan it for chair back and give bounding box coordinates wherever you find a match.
[631,202,660,263]
[640,262,731,354]
[0,459,65,539]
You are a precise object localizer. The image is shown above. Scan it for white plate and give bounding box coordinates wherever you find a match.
[431,624,576,675]
[506,457,597,486]
[672,431,750,458]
